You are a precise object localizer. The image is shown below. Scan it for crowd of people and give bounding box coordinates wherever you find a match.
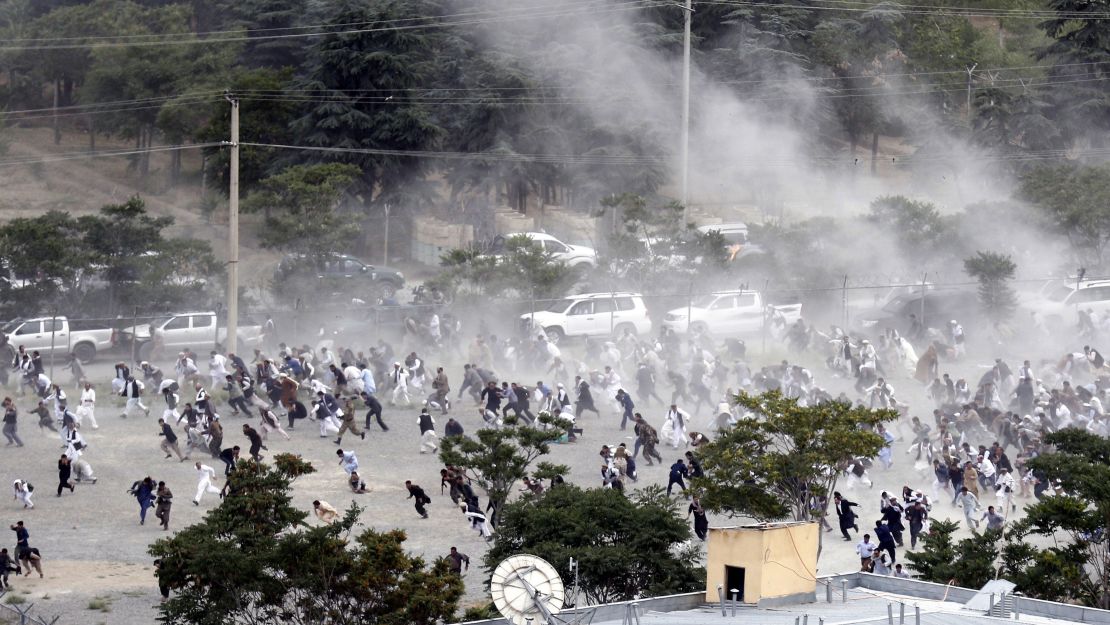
[1,300,1103,594]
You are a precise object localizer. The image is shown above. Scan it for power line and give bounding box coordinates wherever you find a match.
[0,0,617,44]
[0,143,221,167]
[0,138,1102,170]
[701,0,1110,20]
[0,0,669,51]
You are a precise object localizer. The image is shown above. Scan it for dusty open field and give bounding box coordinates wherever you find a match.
[0,338,1030,625]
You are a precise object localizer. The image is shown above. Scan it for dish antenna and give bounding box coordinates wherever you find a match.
[490,554,570,625]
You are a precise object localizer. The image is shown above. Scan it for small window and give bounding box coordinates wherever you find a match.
[614,297,635,311]
[711,296,736,310]
[568,301,593,316]
[738,294,758,307]
[192,315,213,328]
[343,259,364,272]
[14,322,40,336]
[41,319,60,333]
[546,240,569,254]
[593,299,615,314]
[164,317,190,331]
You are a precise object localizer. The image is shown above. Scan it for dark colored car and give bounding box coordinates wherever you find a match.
[275,254,405,299]
[854,291,980,335]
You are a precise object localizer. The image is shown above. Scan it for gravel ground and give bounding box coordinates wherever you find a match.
[0,341,1028,625]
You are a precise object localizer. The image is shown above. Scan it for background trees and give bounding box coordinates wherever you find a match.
[0,196,217,318]
[484,484,703,606]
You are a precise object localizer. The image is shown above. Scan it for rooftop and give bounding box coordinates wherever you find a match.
[458,573,1110,625]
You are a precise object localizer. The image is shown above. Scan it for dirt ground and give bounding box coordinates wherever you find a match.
[0,338,1029,625]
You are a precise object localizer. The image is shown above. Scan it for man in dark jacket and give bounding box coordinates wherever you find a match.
[833,492,859,541]
[405,480,431,519]
[874,520,898,564]
[881,497,905,546]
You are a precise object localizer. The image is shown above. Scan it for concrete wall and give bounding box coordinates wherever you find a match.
[411,216,475,266]
[704,523,819,605]
[452,591,705,625]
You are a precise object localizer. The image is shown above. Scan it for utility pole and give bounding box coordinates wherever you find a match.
[965,63,977,121]
[383,203,391,265]
[680,0,692,224]
[225,94,239,353]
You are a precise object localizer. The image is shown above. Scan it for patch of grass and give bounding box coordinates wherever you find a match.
[5,594,26,605]
[86,597,111,612]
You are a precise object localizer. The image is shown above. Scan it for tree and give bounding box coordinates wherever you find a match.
[867,195,955,266]
[903,519,1000,588]
[151,455,462,625]
[432,234,580,302]
[438,413,569,527]
[963,251,1018,324]
[693,391,896,551]
[76,196,219,314]
[1009,429,1110,608]
[1036,0,1110,147]
[291,0,446,208]
[484,485,703,605]
[1019,163,1110,267]
[196,67,299,194]
[243,163,362,254]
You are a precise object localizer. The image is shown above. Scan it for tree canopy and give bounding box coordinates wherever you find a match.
[150,454,463,625]
[484,484,703,605]
[693,391,897,524]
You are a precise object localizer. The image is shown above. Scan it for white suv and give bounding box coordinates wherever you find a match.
[521,292,652,343]
[495,232,598,267]
[1025,279,1110,323]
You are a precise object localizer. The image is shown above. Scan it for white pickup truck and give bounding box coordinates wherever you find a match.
[120,311,264,360]
[661,290,803,336]
[2,316,117,363]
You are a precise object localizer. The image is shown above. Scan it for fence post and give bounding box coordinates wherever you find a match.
[49,309,57,380]
[899,601,905,624]
[131,307,138,364]
[718,584,725,616]
[842,579,848,603]
[887,603,893,625]
[730,589,738,616]
[825,580,832,603]
[989,593,995,614]
[914,603,920,625]
[1014,593,1020,621]
[842,274,849,329]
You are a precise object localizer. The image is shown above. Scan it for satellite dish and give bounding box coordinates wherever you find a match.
[490,554,566,625]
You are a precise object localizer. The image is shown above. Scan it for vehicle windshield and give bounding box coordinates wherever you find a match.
[1046,284,1074,303]
[542,298,573,313]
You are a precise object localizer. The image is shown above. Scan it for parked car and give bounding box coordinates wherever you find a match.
[521,292,652,343]
[854,291,979,334]
[120,311,264,360]
[2,316,117,363]
[661,290,802,336]
[275,253,405,299]
[494,232,598,268]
